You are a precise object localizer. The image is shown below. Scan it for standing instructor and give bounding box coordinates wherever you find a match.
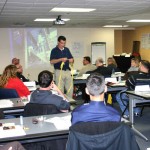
[50,36,74,98]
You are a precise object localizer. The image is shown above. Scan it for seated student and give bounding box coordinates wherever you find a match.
[0,65,30,98]
[12,57,20,66]
[77,56,96,77]
[87,57,112,77]
[127,58,139,72]
[71,73,121,125]
[107,57,119,73]
[16,64,29,82]
[116,60,150,118]
[12,58,29,82]
[30,70,70,112]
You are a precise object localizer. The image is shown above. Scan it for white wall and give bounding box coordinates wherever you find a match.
[0,28,114,81]
[57,28,114,70]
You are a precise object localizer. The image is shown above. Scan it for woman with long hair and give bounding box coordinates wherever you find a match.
[0,64,30,98]
[107,57,119,73]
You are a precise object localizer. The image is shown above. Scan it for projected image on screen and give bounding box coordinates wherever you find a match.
[9,28,57,69]
[25,28,57,68]
[9,28,25,58]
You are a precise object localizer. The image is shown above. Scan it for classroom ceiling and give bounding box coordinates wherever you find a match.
[0,0,150,28]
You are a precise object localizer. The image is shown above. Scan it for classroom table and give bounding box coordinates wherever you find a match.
[74,77,126,103]
[0,112,71,149]
[126,91,150,141]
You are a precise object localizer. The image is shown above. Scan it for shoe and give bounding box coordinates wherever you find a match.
[123,115,129,119]
[134,113,140,117]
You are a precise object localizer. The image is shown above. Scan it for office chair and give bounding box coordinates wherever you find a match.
[66,121,140,150]
[0,88,19,99]
[0,109,4,119]
[23,103,61,117]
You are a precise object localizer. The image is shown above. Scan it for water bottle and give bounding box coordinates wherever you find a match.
[118,76,121,82]
[112,68,115,75]
[20,116,23,126]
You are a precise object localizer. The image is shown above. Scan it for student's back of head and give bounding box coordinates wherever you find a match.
[139,60,150,74]
[86,73,105,96]
[95,57,104,67]
[107,57,117,66]
[38,70,53,88]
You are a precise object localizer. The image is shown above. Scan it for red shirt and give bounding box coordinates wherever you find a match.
[5,78,30,97]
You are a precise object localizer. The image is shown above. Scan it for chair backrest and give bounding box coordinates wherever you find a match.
[0,88,19,99]
[23,103,61,117]
[0,109,4,119]
[66,121,140,150]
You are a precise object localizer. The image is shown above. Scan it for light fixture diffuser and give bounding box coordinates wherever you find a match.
[51,8,95,12]
[127,20,150,22]
[34,18,70,22]
[103,25,129,28]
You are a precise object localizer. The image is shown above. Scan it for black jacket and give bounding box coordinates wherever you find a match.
[87,66,112,77]
[17,72,29,82]
[126,72,150,90]
[66,122,140,150]
[107,64,120,73]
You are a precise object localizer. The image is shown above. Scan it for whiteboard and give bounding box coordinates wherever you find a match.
[91,42,106,64]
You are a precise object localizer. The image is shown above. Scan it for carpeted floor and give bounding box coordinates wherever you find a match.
[134,107,150,150]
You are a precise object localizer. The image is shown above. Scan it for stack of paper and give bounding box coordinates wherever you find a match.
[0,123,26,138]
[0,100,13,108]
[45,115,71,130]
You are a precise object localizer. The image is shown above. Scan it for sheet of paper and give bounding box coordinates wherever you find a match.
[112,81,126,86]
[22,100,29,105]
[74,76,86,80]
[111,73,125,77]
[121,117,129,123]
[105,77,117,83]
[45,115,71,130]
[0,125,26,138]
[135,85,150,92]
[0,100,13,108]
[125,54,131,57]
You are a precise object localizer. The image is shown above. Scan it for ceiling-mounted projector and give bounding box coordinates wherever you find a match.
[54,15,65,25]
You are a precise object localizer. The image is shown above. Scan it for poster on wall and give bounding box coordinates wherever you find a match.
[141,33,150,49]
[71,42,84,57]
[91,42,106,64]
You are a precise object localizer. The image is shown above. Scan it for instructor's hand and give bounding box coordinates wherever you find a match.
[61,57,67,62]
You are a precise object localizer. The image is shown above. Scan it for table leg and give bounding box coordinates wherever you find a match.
[131,125,148,141]
[129,95,148,141]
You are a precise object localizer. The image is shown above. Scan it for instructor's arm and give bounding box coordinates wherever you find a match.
[50,58,67,64]
[68,58,74,63]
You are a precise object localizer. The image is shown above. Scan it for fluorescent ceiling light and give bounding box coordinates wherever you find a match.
[34,18,70,22]
[51,8,95,12]
[127,20,150,22]
[103,25,129,28]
